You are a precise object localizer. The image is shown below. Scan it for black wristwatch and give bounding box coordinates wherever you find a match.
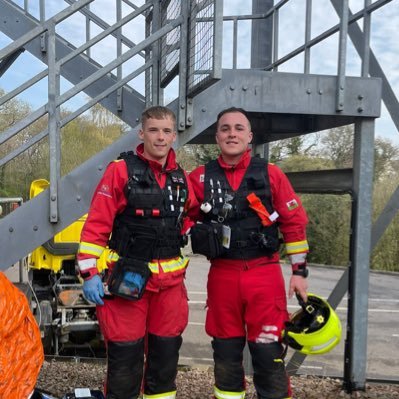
[292,264,309,278]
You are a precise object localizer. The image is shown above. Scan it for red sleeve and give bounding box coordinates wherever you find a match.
[268,163,309,254]
[187,165,206,223]
[78,160,128,260]
[181,169,200,233]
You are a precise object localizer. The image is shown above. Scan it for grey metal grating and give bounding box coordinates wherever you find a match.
[160,0,181,88]
[187,0,216,95]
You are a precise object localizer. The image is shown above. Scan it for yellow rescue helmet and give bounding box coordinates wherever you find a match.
[282,293,342,355]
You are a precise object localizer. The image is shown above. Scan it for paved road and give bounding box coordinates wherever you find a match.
[180,255,399,380]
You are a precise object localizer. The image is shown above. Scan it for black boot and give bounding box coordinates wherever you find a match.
[144,333,182,395]
[106,338,144,399]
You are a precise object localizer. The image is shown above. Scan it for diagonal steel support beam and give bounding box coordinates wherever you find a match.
[0,48,24,77]
[330,0,399,132]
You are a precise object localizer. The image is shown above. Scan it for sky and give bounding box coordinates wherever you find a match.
[0,0,398,146]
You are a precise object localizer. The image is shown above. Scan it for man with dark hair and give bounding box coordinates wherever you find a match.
[189,107,309,399]
[77,105,197,399]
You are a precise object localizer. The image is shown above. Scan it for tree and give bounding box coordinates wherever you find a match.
[60,106,125,176]
[177,144,220,168]
[0,88,44,197]
[269,134,320,163]
[374,138,399,180]
[318,125,354,168]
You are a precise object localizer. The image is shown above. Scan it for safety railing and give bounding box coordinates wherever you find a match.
[0,0,222,219]
[222,0,393,112]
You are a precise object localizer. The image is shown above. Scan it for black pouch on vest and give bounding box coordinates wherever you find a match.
[107,258,151,301]
[190,223,224,259]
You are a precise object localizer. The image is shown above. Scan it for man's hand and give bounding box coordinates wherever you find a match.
[288,275,308,303]
[83,274,104,305]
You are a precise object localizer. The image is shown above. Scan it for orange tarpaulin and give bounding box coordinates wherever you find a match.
[0,272,44,399]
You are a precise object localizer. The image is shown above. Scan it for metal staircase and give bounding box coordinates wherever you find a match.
[1,0,398,391]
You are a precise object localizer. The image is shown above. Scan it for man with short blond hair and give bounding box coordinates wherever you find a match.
[77,105,197,399]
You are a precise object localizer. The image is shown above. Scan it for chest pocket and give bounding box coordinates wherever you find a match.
[126,168,165,212]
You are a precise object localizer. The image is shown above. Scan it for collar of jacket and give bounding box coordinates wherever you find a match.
[217,148,252,171]
[135,143,178,173]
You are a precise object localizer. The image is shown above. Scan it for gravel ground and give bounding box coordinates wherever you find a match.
[36,360,399,398]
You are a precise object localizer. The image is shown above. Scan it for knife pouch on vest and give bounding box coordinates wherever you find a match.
[107,258,151,300]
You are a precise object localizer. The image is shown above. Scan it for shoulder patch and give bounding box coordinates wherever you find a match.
[97,184,113,199]
[286,199,298,211]
[199,174,205,182]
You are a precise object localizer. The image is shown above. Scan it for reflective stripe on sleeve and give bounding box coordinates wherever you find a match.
[107,250,119,263]
[78,241,105,257]
[285,240,309,255]
[148,256,189,274]
[214,386,245,399]
[77,258,97,271]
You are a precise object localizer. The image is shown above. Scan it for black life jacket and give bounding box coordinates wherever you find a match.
[108,151,187,261]
[203,157,280,259]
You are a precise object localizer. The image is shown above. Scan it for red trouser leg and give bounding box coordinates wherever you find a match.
[205,264,291,398]
[97,281,189,398]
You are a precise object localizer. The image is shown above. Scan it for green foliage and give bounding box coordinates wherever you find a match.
[0,89,49,197]
[278,154,335,172]
[0,96,124,199]
[195,144,221,164]
[318,125,354,168]
[371,174,399,272]
[60,107,124,176]
[373,138,399,181]
[176,144,220,170]
[301,194,352,266]
[175,145,199,172]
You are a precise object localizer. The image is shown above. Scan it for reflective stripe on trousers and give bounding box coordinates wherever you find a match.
[214,386,245,399]
[143,391,176,399]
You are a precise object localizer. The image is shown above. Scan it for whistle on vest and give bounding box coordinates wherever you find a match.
[246,193,279,226]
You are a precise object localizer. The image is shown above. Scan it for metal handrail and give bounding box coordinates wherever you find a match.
[0,0,93,61]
